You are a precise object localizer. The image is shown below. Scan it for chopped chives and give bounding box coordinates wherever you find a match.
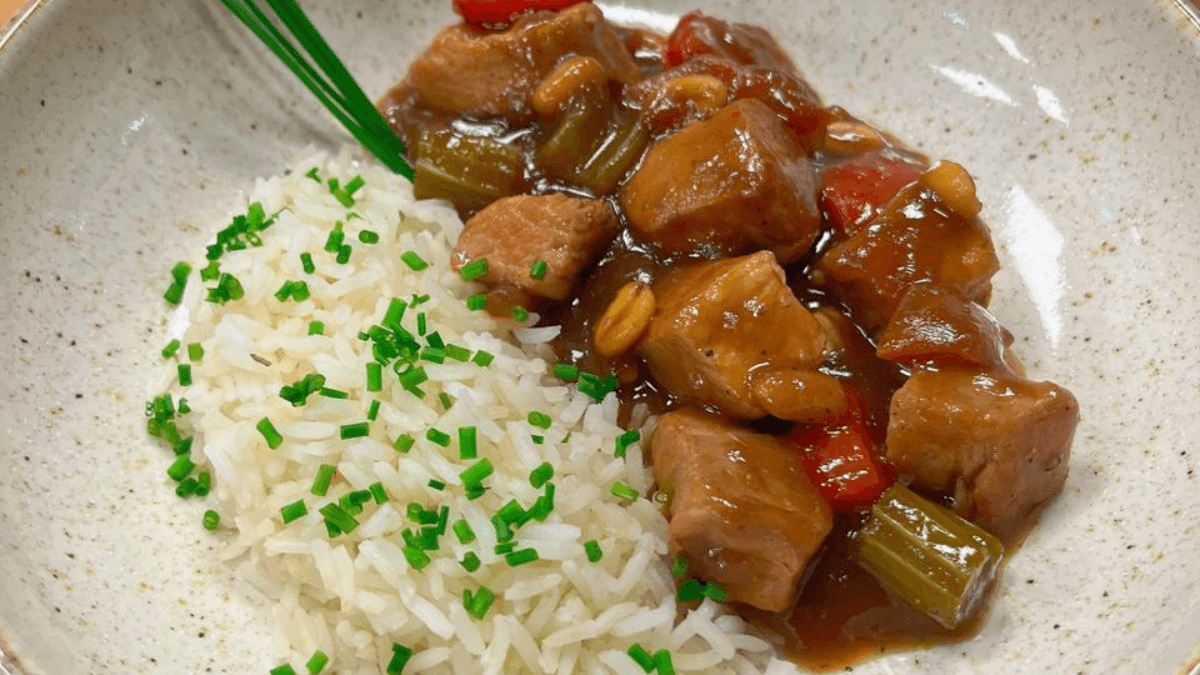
[411,293,430,306]
[653,650,675,675]
[162,339,181,359]
[398,367,428,392]
[175,477,199,498]
[336,244,352,264]
[187,342,204,362]
[177,398,191,415]
[164,284,185,306]
[275,280,296,301]
[611,481,639,502]
[270,664,298,675]
[452,519,476,544]
[496,499,526,525]
[527,411,552,430]
[419,346,444,363]
[529,259,548,279]
[369,481,388,504]
[401,545,430,571]
[173,436,193,456]
[505,548,539,567]
[195,470,212,497]
[202,509,220,531]
[436,505,450,535]
[425,330,444,349]
[367,399,382,421]
[340,422,370,439]
[584,540,603,563]
[458,426,477,460]
[167,455,195,482]
[416,312,427,336]
[281,499,308,524]
[459,258,489,282]
[308,320,324,335]
[199,260,220,281]
[311,464,336,496]
[324,223,344,252]
[471,350,494,367]
[678,579,705,602]
[671,556,689,578]
[358,229,379,244]
[459,458,494,487]
[386,643,413,675]
[300,251,315,274]
[257,417,283,449]
[382,297,407,329]
[438,392,454,411]
[365,361,383,392]
[177,363,193,386]
[344,175,365,198]
[491,514,513,542]
[444,344,471,362]
[425,427,451,447]
[463,585,497,620]
[465,485,487,501]
[305,167,320,182]
[304,650,329,674]
[319,503,359,535]
[466,293,487,311]
[512,306,529,322]
[393,434,415,453]
[495,542,517,556]
[400,250,428,271]
[427,479,446,491]
[280,373,327,406]
[319,386,349,399]
[615,429,641,458]
[529,462,553,489]
[290,281,311,301]
[552,363,579,381]
[627,643,655,672]
[702,581,729,602]
[460,551,481,572]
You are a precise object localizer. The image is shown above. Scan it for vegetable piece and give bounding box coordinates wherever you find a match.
[452,0,591,28]
[304,650,329,674]
[311,464,336,496]
[413,127,525,214]
[281,499,307,524]
[529,462,553,488]
[462,585,497,620]
[854,482,1005,630]
[400,251,428,271]
[529,259,548,279]
[653,649,676,675]
[340,422,370,439]
[627,643,655,672]
[458,426,477,459]
[257,417,283,449]
[819,152,925,237]
[202,510,221,531]
[583,540,603,563]
[386,643,412,675]
[216,0,412,178]
[459,258,489,282]
[792,387,892,509]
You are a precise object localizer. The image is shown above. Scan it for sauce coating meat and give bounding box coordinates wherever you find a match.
[381,3,1079,668]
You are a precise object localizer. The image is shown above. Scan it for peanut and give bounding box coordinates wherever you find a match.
[922,160,982,218]
[823,119,887,155]
[660,74,728,115]
[532,56,609,117]
[593,282,657,358]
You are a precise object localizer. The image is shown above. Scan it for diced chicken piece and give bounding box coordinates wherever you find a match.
[886,367,1079,539]
[451,194,619,301]
[875,284,1009,371]
[651,408,833,612]
[814,178,1000,330]
[619,98,822,264]
[402,4,640,124]
[637,251,847,422]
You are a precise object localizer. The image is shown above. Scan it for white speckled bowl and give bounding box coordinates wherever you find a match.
[1,0,1198,673]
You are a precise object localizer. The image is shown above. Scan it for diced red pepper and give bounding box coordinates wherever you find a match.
[452,0,591,28]
[663,11,797,73]
[819,152,925,237]
[792,387,892,509]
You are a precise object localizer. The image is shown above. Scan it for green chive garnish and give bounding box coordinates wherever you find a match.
[611,481,638,502]
[366,399,381,421]
[459,458,494,488]
[270,664,298,675]
[505,548,539,567]
[443,343,470,362]
[300,251,315,274]
[187,342,204,362]
[369,481,388,504]
[400,251,428,271]
[202,509,221,531]
[458,426,477,460]
[308,320,324,335]
[671,556,689,578]
[527,411,552,430]
[615,429,641,458]
[281,499,307,524]
[529,462,553,489]
[257,417,283,449]
[470,349,495,367]
[459,258,488,282]
[466,293,487,311]
[552,363,578,380]
[584,540,603,563]
[460,551,481,572]
[311,464,335,496]
[653,649,676,675]
[427,479,446,491]
[336,244,352,264]
[393,434,415,453]
[304,649,329,674]
[512,306,529,322]
[401,545,430,571]
[340,422,370,439]
[426,427,451,447]
[365,361,382,392]
[529,259,548,279]
[358,229,379,244]
[177,363,193,386]
[463,585,496,620]
[702,581,728,602]
[319,386,349,399]
[452,518,476,544]
[319,502,359,535]
[627,643,655,672]
[386,643,413,675]
[162,339,181,359]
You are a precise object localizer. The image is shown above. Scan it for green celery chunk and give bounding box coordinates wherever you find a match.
[413,127,525,213]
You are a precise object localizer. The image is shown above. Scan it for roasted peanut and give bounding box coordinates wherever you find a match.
[532,56,609,117]
[593,282,657,358]
[823,119,887,155]
[660,74,728,115]
[922,160,982,218]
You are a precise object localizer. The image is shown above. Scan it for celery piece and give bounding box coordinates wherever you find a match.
[413,127,525,213]
[536,102,606,183]
[576,118,650,195]
[854,483,1005,630]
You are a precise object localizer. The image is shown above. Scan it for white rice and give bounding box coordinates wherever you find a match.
[162,146,801,675]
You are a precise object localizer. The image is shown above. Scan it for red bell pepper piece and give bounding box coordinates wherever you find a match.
[663,11,796,72]
[452,0,591,28]
[819,152,925,237]
[793,387,892,509]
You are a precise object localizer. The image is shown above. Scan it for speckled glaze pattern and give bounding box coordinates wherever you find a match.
[0,0,1198,673]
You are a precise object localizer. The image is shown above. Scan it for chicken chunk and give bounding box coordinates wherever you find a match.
[886,367,1079,539]
[619,98,822,264]
[651,408,833,612]
[815,179,999,330]
[402,3,640,124]
[451,194,620,301]
[637,251,846,422]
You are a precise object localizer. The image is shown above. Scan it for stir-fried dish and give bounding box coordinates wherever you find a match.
[378,1,1079,667]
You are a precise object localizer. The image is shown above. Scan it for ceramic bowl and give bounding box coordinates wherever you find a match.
[1,0,1199,673]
